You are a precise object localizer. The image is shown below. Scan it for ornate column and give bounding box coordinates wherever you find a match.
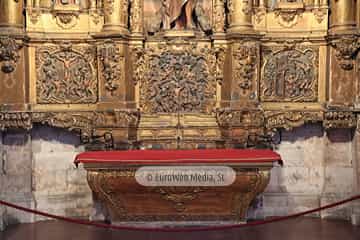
[329,0,357,33]
[102,0,129,35]
[0,0,24,32]
[227,0,255,34]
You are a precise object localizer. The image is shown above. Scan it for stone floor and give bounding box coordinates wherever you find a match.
[0,217,359,240]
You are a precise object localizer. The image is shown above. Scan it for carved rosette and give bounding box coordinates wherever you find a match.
[0,37,23,74]
[98,40,122,94]
[265,111,323,133]
[36,43,98,104]
[261,46,318,102]
[232,43,259,100]
[331,36,360,71]
[323,111,357,129]
[139,43,217,114]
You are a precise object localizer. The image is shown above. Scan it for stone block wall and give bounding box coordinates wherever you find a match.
[0,124,359,230]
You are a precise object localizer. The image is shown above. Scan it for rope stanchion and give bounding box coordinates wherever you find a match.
[0,195,359,232]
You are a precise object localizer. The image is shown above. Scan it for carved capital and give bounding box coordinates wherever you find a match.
[0,37,23,74]
[331,36,360,70]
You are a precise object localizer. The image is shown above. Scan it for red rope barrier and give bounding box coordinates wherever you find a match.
[0,195,359,232]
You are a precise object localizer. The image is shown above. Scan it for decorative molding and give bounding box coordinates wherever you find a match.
[254,7,266,24]
[331,36,360,71]
[36,43,98,104]
[0,37,22,74]
[0,112,32,130]
[323,111,357,129]
[98,40,122,94]
[265,111,323,133]
[261,45,318,102]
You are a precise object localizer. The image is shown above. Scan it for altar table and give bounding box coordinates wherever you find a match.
[75,149,281,223]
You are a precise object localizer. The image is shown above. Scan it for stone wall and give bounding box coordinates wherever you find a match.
[0,124,359,230]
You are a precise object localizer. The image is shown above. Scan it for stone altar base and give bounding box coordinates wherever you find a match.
[75,149,281,224]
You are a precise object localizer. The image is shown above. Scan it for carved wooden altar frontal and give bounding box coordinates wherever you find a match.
[0,0,360,148]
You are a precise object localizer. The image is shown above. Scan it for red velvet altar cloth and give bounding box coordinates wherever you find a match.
[74,149,282,165]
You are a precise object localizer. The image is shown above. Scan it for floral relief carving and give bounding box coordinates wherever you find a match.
[261,46,318,102]
[36,43,98,104]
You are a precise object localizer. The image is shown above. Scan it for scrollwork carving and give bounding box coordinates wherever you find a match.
[274,4,304,28]
[36,43,98,104]
[98,40,122,94]
[261,46,318,102]
[0,37,22,74]
[331,36,360,71]
[216,109,264,127]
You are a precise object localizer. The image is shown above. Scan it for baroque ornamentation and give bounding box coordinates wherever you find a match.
[274,5,304,28]
[331,36,360,71]
[214,45,226,84]
[36,43,98,104]
[323,111,356,129]
[98,40,122,94]
[265,111,323,133]
[254,7,266,24]
[0,112,32,130]
[0,37,22,74]
[139,44,217,113]
[130,0,143,33]
[261,46,318,102]
[156,187,204,212]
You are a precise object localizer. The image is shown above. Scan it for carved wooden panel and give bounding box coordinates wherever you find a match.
[138,44,217,114]
[261,46,318,102]
[36,43,98,104]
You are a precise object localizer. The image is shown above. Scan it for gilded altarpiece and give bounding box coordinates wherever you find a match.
[0,0,359,149]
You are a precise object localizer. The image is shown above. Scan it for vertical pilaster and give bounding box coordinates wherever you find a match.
[130,0,144,36]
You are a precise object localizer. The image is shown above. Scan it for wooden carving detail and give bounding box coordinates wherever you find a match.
[98,40,122,94]
[261,46,318,102]
[0,112,32,130]
[213,0,225,33]
[331,36,360,71]
[0,37,22,74]
[139,44,217,113]
[36,43,97,104]
[233,43,259,99]
[323,111,357,129]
